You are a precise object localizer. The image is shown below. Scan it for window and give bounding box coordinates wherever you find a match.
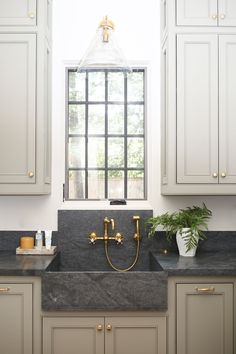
[65,68,146,200]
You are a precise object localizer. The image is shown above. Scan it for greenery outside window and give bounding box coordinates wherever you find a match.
[65,68,146,200]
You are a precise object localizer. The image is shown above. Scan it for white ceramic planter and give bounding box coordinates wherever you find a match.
[176,228,198,257]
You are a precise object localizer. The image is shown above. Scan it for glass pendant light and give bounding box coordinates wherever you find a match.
[77,16,132,72]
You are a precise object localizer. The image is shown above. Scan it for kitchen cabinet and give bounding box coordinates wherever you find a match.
[0,0,36,26]
[161,0,236,194]
[167,277,235,354]
[177,283,233,354]
[177,34,236,185]
[177,0,236,26]
[43,316,166,354]
[0,0,51,194]
[0,283,33,354]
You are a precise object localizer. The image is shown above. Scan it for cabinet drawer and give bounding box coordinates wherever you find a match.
[0,0,36,26]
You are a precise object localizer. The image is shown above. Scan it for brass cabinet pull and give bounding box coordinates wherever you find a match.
[211,14,217,20]
[220,14,225,20]
[212,172,218,178]
[106,324,112,331]
[221,172,226,178]
[195,287,215,293]
[28,172,34,178]
[28,12,35,19]
[97,324,103,331]
[0,287,10,292]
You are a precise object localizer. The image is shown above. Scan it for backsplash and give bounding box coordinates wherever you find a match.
[1,210,236,265]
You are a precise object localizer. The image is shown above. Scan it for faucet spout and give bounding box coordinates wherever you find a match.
[103,217,115,240]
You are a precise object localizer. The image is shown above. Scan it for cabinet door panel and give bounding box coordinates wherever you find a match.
[0,34,36,184]
[219,35,236,183]
[105,317,166,354]
[43,317,104,354]
[0,283,32,354]
[0,0,36,26]
[177,0,217,26]
[177,35,218,183]
[219,0,236,26]
[177,283,233,354]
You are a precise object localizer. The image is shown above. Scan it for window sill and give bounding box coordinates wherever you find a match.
[60,200,153,210]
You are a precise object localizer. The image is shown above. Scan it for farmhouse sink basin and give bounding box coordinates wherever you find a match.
[42,253,167,311]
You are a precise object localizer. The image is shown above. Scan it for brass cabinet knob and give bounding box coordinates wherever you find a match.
[28,12,35,19]
[106,324,112,331]
[211,14,217,20]
[97,325,103,331]
[221,172,226,178]
[0,287,10,292]
[28,172,34,178]
[220,14,225,20]
[212,173,218,178]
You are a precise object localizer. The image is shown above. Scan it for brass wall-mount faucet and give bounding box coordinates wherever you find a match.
[88,215,141,272]
[88,217,123,245]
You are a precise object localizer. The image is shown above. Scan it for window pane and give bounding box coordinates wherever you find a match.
[69,104,85,134]
[108,72,124,101]
[108,170,124,199]
[127,138,144,168]
[68,137,85,168]
[127,71,144,102]
[127,170,144,199]
[88,105,105,134]
[127,105,144,134]
[88,138,105,168]
[108,138,124,168]
[108,105,124,134]
[88,171,105,199]
[69,170,85,199]
[69,72,85,101]
[88,72,105,101]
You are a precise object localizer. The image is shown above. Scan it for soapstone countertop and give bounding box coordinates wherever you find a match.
[0,250,57,276]
[0,249,236,277]
[151,251,236,276]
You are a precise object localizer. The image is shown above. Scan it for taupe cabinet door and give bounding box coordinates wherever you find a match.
[219,35,236,183]
[43,316,166,354]
[43,317,104,354]
[177,34,236,184]
[105,317,166,354]
[219,0,236,26]
[177,0,218,26]
[177,34,218,183]
[0,283,32,354]
[176,283,233,354]
[0,33,36,184]
[0,0,36,26]
[177,0,236,26]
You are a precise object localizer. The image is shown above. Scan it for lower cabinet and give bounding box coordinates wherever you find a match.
[176,283,234,354]
[43,316,166,354]
[0,283,33,354]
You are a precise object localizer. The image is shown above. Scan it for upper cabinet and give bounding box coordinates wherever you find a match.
[0,0,52,195]
[177,0,236,26]
[0,0,36,26]
[161,0,236,195]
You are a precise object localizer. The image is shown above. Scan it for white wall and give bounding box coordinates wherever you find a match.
[0,0,236,230]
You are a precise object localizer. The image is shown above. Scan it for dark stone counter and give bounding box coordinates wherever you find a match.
[0,251,57,276]
[151,251,236,276]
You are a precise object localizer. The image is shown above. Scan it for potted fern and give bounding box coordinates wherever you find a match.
[146,203,212,257]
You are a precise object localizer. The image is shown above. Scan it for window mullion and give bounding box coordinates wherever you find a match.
[85,71,89,199]
[105,70,108,199]
[124,72,128,199]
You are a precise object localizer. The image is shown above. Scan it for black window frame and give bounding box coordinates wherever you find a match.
[65,67,147,201]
